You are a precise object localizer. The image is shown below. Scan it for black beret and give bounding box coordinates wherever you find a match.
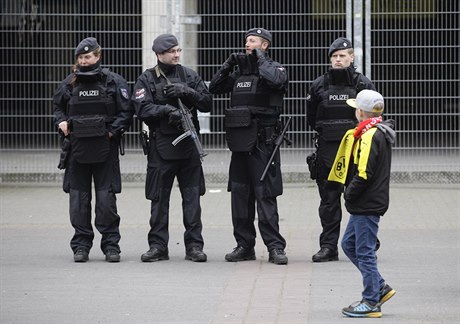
[152,34,179,54]
[328,37,353,57]
[245,28,272,44]
[75,37,100,57]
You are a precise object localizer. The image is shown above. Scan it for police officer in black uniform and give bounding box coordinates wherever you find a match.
[306,37,376,262]
[133,34,212,263]
[53,37,133,263]
[209,28,289,265]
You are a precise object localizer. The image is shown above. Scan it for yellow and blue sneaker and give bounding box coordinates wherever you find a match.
[342,300,382,318]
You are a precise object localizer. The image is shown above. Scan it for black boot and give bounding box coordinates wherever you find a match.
[74,248,89,263]
[269,248,288,265]
[225,246,256,262]
[141,247,169,262]
[312,247,338,262]
[185,246,207,262]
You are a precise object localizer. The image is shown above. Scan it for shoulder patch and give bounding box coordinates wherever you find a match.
[135,88,146,100]
[120,88,129,99]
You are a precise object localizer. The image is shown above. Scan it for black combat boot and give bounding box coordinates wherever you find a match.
[141,247,169,262]
[105,249,120,262]
[268,248,288,265]
[74,248,89,263]
[312,247,339,262]
[185,246,207,262]
[225,246,256,262]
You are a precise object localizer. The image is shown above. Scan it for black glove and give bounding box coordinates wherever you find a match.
[166,106,182,126]
[252,48,265,60]
[164,83,191,98]
[222,53,238,72]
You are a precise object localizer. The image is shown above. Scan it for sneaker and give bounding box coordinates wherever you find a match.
[379,284,396,305]
[74,248,89,263]
[268,248,288,265]
[342,300,382,318]
[185,246,207,262]
[105,249,120,263]
[141,247,169,262]
[225,246,256,262]
[312,247,338,262]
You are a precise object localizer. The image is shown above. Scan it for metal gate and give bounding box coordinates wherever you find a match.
[0,0,458,182]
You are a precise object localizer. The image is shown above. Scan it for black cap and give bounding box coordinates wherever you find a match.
[328,37,353,57]
[75,37,100,57]
[152,34,179,53]
[245,28,272,44]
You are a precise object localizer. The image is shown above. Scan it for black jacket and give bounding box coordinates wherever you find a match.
[209,52,288,96]
[53,69,133,137]
[344,119,396,216]
[132,64,212,130]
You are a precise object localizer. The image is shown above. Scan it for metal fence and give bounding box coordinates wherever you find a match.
[0,0,458,182]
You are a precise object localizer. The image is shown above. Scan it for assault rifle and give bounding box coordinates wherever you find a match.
[260,117,292,182]
[171,97,207,161]
[154,65,207,161]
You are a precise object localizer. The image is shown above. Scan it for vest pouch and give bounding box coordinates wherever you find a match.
[70,116,110,163]
[225,107,258,152]
[319,120,356,142]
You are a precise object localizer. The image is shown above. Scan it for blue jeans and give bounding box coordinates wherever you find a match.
[341,214,385,304]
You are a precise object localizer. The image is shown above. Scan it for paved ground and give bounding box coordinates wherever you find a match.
[1,181,459,323]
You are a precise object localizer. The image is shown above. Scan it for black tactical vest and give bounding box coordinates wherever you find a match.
[67,72,116,163]
[148,65,195,160]
[315,68,358,141]
[150,66,187,135]
[230,73,283,124]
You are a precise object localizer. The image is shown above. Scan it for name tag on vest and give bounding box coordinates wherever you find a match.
[79,90,100,97]
[329,94,349,101]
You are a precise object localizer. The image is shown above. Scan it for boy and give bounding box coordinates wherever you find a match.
[328,89,396,318]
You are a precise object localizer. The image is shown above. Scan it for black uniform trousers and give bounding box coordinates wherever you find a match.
[64,140,121,254]
[316,138,343,251]
[145,138,204,252]
[228,140,286,251]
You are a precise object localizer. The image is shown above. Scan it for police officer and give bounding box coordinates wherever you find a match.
[53,37,133,262]
[209,28,288,265]
[133,34,212,263]
[306,37,376,262]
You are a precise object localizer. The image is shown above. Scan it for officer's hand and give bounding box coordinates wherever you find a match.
[168,108,182,126]
[252,48,265,60]
[58,121,70,136]
[164,83,189,98]
[222,53,238,72]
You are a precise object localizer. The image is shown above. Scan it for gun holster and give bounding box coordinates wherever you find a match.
[140,130,150,155]
[58,136,71,170]
[306,152,317,180]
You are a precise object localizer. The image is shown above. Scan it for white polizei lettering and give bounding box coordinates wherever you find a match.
[236,81,252,88]
[79,90,100,97]
[329,94,349,101]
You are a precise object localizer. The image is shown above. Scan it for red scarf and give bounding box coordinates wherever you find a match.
[354,116,383,139]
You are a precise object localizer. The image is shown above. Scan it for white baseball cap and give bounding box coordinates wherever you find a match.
[346,89,384,113]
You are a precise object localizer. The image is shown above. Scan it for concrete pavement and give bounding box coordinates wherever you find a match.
[1,182,459,323]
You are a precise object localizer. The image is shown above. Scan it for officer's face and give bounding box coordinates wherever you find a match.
[330,49,354,68]
[245,36,269,54]
[157,46,182,65]
[77,52,100,66]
